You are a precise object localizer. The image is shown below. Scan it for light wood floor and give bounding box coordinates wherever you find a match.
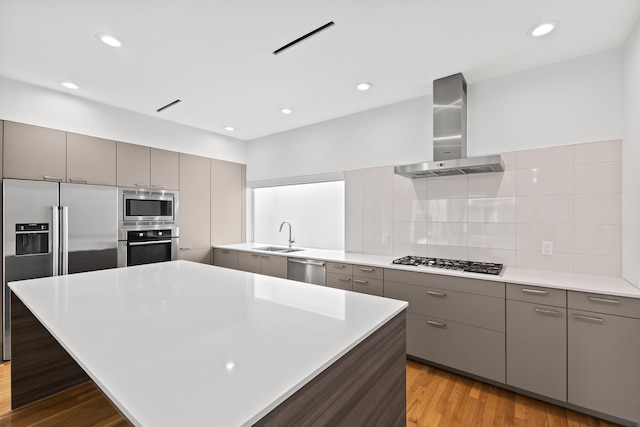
[0,360,622,426]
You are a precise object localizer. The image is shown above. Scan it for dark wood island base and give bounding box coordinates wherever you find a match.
[256,311,406,426]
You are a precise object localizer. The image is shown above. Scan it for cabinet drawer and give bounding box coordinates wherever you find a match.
[568,291,640,319]
[238,252,261,274]
[213,249,238,270]
[384,268,504,298]
[507,283,566,307]
[258,254,287,279]
[353,264,383,280]
[407,312,505,383]
[326,262,352,275]
[326,273,353,291]
[352,277,383,296]
[506,300,567,401]
[385,281,504,332]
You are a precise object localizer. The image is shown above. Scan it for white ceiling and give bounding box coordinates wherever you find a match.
[1,1,639,141]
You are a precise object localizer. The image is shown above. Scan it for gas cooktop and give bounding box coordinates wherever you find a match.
[392,255,503,276]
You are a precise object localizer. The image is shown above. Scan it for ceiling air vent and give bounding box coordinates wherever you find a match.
[156,99,181,113]
[273,21,335,55]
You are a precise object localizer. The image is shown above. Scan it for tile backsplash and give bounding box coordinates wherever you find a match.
[345,139,622,276]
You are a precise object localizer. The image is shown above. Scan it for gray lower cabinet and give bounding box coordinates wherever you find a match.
[407,312,505,383]
[384,269,506,383]
[238,252,287,278]
[506,300,567,401]
[352,265,384,296]
[568,291,640,424]
[178,248,211,264]
[213,248,239,270]
[238,252,261,274]
[326,272,353,290]
[259,255,287,279]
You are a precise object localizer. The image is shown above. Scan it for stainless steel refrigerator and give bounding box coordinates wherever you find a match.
[2,179,118,360]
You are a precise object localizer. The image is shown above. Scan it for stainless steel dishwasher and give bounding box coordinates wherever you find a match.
[287,258,326,286]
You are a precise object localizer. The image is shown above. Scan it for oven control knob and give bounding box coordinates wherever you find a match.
[158,231,163,236]
[138,232,144,237]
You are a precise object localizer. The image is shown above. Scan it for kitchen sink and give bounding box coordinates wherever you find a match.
[254,246,304,253]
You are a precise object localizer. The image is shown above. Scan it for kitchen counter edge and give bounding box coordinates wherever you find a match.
[213,243,640,299]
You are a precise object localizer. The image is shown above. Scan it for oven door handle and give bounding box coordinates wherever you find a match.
[128,239,173,246]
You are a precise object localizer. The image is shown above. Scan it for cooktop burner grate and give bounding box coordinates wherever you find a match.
[392,255,503,276]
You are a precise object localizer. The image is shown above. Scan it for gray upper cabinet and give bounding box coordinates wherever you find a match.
[506,299,567,401]
[3,121,66,181]
[211,159,245,245]
[567,292,640,424]
[66,133,116,186]
[116,142,150,188]
[150,148,179,190]
[179,153,211,250]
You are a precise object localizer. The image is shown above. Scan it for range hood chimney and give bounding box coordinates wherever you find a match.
[394,73,504,179]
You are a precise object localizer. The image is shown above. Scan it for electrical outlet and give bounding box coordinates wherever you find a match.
[382,233,389,245]
[541,241,553,256]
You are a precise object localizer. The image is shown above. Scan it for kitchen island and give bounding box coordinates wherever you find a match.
[9,261,407,426]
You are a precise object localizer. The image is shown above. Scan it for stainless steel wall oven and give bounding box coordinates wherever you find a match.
[117,188,179,267]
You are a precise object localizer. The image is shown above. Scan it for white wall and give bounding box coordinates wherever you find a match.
[247,48,623,182]
[0,77,246,164]
[622,17,640,286]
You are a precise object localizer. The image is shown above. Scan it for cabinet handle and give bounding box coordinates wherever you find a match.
[522,288,548,295]
[573,314,604,324]
[427,320,447,328]
[333,265,346,269]
[222,250,229,254]
[260,255,270,259]
[354,279,368,285]
[151,184,165,189]
[44,175,63,182]
[68,178,88,184]
[338,277,352,282]
[587,296,620,304]
[179,247,193,251]
[427,290,447,297]
[534,308,563,317]
[251,254,260,258]
[359,267,375,272]
[135,183,147,187]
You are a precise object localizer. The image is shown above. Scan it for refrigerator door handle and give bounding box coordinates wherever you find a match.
[52,206,60,276]
[61,206,69,275]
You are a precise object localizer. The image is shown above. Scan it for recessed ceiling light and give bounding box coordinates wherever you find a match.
[58,81,79,90]
[529,21,558,37]
[280,108,293,114]
[224,126,235,131]
[95,33,123,47]
[356,82,373,91]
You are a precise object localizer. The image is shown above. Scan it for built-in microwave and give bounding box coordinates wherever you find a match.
[118,188,179,226]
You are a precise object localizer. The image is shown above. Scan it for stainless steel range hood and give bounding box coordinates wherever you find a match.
[394,73,504,179]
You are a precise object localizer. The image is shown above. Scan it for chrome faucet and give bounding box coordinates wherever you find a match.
[279,221,295,249]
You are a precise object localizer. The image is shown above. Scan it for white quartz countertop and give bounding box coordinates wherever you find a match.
[215,243,640,298]
[9,261,407,426]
